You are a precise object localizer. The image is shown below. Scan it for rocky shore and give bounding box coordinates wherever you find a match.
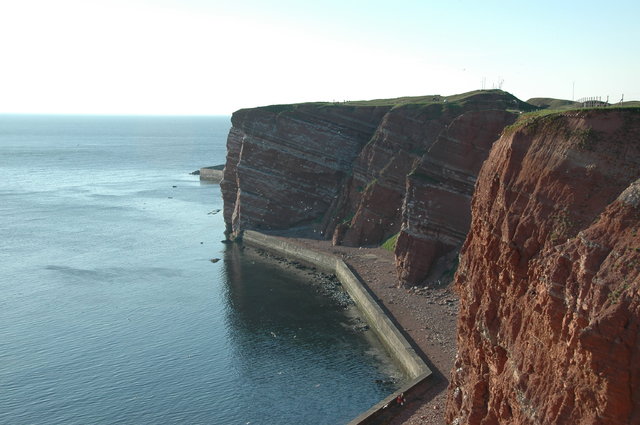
[246,246,356,311]
[220,93,640,424]
[249,231,457,424]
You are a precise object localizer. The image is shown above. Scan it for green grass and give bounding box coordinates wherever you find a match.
[381,232,400,251]
[256,102,331,114]
[345,89,516,107]
[527,97,580,110]
[250,93,637,118]
[251,89,536,114]
[502,109,563,134]
[503,106,640,137]
[345,94,445,107]
[528,97,640,110]
[346,89,539,115]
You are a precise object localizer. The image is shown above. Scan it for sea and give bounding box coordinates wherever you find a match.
[0,115,402,425]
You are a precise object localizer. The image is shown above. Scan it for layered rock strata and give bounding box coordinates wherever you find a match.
[446,109,640,424]
[221,90,530,286]
[221,103,391,236]
[395,109,517,285]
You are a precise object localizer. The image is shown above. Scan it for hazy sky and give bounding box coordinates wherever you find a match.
[1,0,638,115]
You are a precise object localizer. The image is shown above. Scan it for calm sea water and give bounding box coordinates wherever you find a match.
[0,115,401,424]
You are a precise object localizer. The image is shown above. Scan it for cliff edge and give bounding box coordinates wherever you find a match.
[446,108,640,424]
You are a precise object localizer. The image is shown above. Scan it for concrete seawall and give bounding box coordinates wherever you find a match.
[240,230,432,423]
[199,165,224,182]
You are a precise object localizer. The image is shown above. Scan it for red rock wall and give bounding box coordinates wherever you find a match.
[396,110,517,286]
[221,91,529,286]
[330,96,521,252]
[446,109,640,424]
[220,104,390,237]
[328,103,450,246]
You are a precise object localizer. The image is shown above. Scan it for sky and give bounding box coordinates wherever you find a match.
[1,0,638,115]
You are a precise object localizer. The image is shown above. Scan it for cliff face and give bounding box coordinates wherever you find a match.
[395,109,517,285]
[221,104,390,235]
[446,109,640,424]
[221,90,526,286]
[221,94,640,423]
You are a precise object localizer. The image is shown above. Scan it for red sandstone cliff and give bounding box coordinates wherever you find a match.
[221,90,529,286]
[220,94,640,423]
[395,109,517,286]
[446,109,640,424]
[220,103,391,236]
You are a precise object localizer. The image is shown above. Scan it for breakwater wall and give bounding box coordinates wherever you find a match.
[199,165,224,182]
[240,230,432,423]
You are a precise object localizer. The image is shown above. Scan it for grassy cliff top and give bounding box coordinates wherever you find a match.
[527,97,581,110]
[244,92,639,116]
[528,97,640,110]
[250,89,536,115]
[503,105,640,136]
[344,89,533,110]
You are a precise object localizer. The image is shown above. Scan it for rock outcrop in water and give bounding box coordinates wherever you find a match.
[221,90,532,286]
[446,109,640,424]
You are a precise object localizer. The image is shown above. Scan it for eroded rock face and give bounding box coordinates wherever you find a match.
[221,104,390,237]
[329,94,523,254]
[221,90,530,286]
[395,110,517,286]
[446,109,640,424]
[328,103,451,247]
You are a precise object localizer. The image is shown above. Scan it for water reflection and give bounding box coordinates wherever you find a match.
[220,244,402,424]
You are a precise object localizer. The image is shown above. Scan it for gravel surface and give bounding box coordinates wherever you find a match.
[256,232,459,425]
